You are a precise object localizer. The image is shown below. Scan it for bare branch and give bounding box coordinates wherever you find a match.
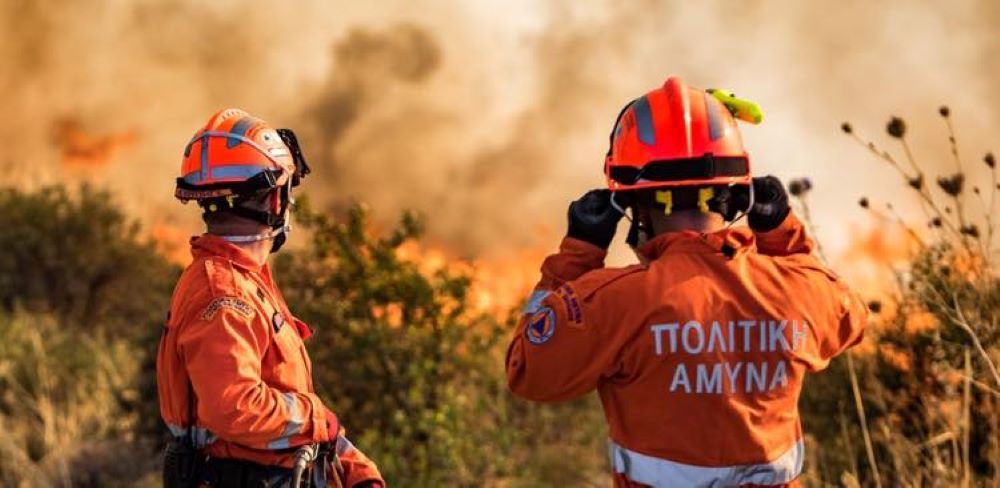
[952,292,1000,389]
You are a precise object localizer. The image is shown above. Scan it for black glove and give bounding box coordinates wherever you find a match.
[743,175,790,231]
[566,189,626,249]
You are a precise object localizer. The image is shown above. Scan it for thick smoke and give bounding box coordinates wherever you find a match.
[2,0,998,259]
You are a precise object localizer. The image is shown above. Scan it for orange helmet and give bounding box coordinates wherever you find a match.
[604,77,751,192]
[175,108,309,202]
[175,109,311,252]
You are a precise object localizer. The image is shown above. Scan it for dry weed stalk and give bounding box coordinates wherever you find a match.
[793,107,998,485]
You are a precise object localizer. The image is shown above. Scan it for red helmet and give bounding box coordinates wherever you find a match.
[604,77,751,192]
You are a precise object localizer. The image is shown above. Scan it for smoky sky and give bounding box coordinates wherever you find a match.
[2,0,997,259]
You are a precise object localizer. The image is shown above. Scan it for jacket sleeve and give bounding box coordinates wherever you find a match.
[176,298,331,450]
[755,212,815,256]
[506,237,640,402]
[793,262,869,372]
[333,429,384,487]
[812,278,869,369]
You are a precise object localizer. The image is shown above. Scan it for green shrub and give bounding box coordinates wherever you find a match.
[274,199,607,486]
[0,185,178,337]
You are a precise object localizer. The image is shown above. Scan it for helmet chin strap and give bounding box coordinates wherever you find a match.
[219,179,296,252]
[219,223,291,244]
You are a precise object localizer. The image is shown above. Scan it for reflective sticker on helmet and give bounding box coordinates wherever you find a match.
[201,296,254,321]
[525,307,556,345]
[200,132,210,181]
[633,95,656,146]
[210,165,266,181]
[227,117,257,148]
[268,147,290,157]
[704,91,725,141]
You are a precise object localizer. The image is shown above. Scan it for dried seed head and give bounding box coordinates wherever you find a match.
[886,116,907,138]
[985,152,996,169]
[938,106,950,117]
[936,173,965,196]
[907,174,924,190]
[841,122,853,134]
[960,225,980,238]
[858,197,870,208]
[930,217,943,227]
[788,178,813,197]
[867,300,882,314]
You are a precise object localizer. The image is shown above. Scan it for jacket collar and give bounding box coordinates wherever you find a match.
[635,226,756,261]
[190,234,266,272]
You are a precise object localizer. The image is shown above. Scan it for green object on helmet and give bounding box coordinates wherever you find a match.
[707,88,764,125]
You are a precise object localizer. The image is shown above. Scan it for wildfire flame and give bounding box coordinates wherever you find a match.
[395,240,546,316]
[149,222,192,265]
[53,117,137,169]
[836,219,920,303]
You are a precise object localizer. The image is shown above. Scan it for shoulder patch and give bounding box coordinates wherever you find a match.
[554,285,584,326]
[201,296,254,321]
[525,307,556,345]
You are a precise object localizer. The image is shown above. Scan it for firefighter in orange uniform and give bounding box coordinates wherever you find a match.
[157,109,384,487]
[506,78,867,487]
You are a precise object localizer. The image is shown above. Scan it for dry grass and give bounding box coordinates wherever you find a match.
[0,312,157,487]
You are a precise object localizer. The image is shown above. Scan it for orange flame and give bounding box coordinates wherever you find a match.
[149,223,191,265]
[469,248,548,314]
[836,219,920,305]
[878,343,913,371]
[54,117,137,169]
[396,240,546,315]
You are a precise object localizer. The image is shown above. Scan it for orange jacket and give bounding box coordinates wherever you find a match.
[506,213,867,487]
[157,234,382,486]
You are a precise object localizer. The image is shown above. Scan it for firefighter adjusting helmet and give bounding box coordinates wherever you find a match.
[604,77,753,192]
